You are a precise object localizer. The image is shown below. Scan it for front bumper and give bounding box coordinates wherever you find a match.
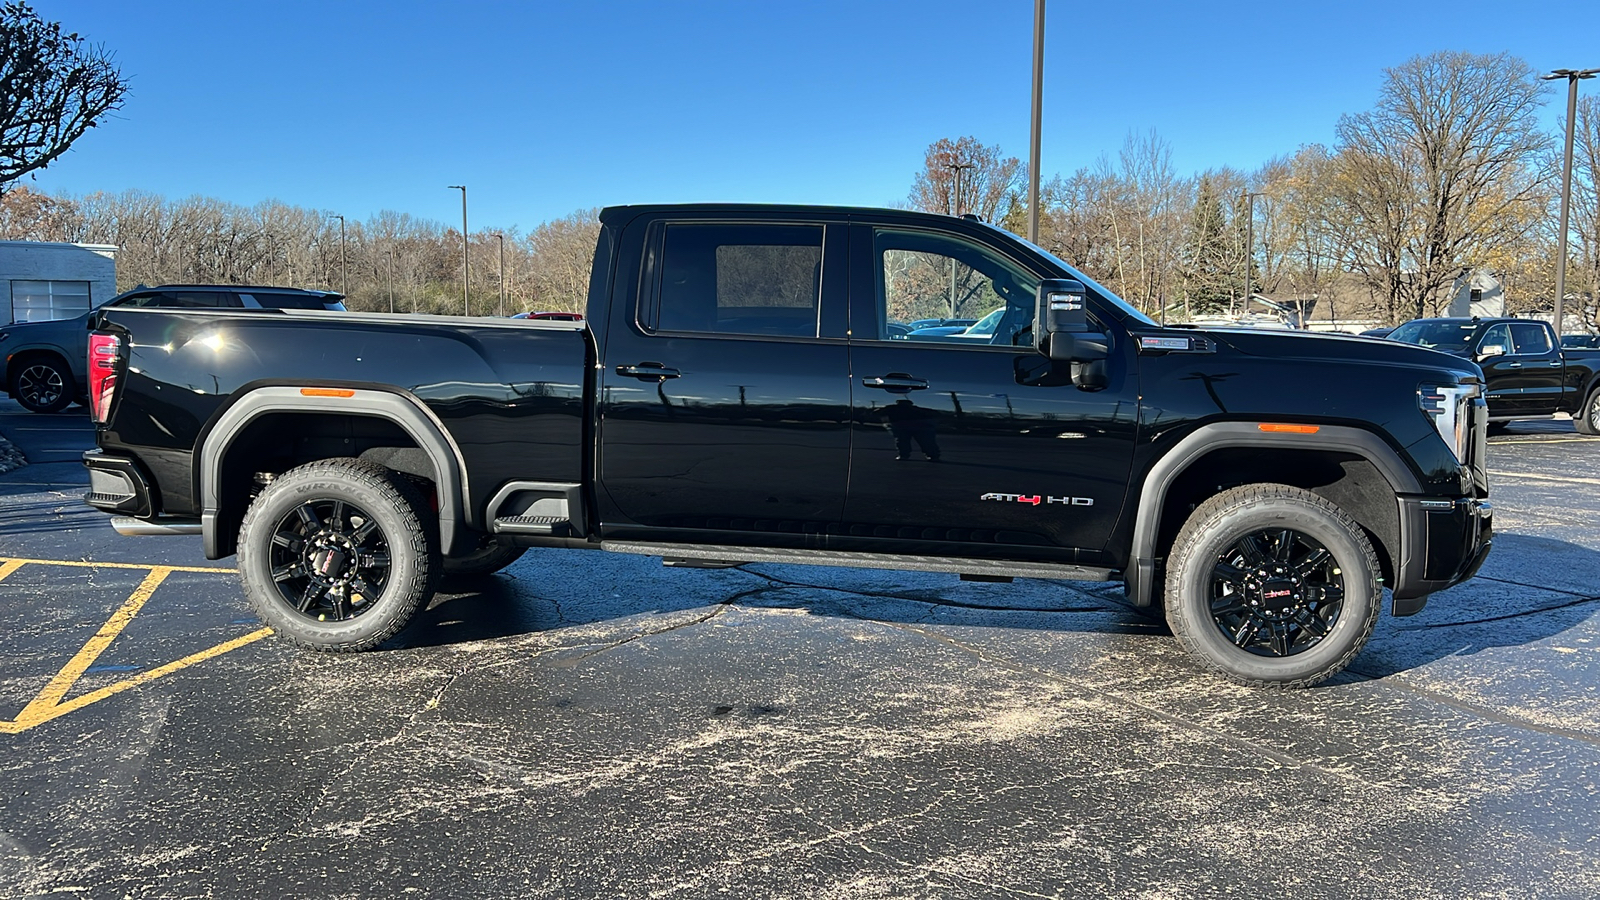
[1391,496,1493,615]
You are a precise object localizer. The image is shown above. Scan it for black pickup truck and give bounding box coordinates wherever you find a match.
[1386,317,1600,433]
[83,205,1492,687]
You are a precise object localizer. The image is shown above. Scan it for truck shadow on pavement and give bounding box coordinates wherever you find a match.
[396,533,1600,685]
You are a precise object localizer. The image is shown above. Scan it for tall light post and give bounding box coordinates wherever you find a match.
[447,185,468,315]
[329,214,348,297]
[494,232,507,317]
[384,249,394,313]
[1542,68,1599,337]
[1028,0,1045,243]
[1241,190,1266,318]
[946,161,976,317]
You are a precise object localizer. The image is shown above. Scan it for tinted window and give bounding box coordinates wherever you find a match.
[1478,324,1511,352]
[143,291,227,308]
[1509,322,1552,355]
[246,291,343,310]
[655,224,822,338]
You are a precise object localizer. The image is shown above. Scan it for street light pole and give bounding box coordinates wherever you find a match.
[1028,0,1045,244]
[447,185,468,315]
[385,249,394,314]
[1542,68,1599,337]
[1241,190,1265,318]
[494,233,506,317]
[945,162,974,318]
[329,214,348,297]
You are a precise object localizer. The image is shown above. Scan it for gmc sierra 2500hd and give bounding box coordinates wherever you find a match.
[83,205,1492,687]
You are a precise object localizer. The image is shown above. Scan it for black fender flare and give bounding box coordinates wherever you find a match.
[1125,422,1423,608]
[197,385,468,557]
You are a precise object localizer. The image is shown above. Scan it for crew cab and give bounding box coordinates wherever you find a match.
[1387,317,1600,434]
[82,205,1493,687]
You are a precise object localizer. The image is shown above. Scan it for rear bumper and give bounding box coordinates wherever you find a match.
[1391,496,1493,615]
[82,450,154,519]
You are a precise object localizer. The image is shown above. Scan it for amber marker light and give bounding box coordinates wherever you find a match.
[1258,423,1320,434]
[299,388,356,398]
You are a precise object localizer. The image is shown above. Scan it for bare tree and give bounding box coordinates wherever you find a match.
[0,2,128,193]
[1334,51,1551,321]
[909,136,1022,222]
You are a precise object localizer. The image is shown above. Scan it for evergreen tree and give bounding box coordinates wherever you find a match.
[1182,177,1234,313]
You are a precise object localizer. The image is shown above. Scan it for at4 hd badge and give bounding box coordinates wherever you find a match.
[981,492,1094,507]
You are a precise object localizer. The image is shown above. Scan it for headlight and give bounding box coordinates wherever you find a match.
[1418,382,1479,462]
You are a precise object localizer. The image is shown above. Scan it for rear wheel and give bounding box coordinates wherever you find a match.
[238,458,438,651]
[1576,389,1600,436]
[9,356,73,413]
[1164,483,1381,688]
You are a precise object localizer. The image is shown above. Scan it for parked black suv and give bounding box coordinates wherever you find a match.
[1,285,344,413]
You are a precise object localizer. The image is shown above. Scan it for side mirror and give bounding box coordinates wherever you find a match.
[1035,278,1088,357]
[1477,343,1506,361]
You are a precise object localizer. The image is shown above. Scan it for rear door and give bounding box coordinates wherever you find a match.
[595,215,852,541]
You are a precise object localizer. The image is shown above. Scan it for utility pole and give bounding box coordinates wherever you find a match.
[1241,190,1265,318]
[329,214,348,297]
[946,161,975,318]
[1542,68,1599,337]
[385,249,394,313]
[494,233,507,317]
[1028,0,1045,243]
[448,185,468,315]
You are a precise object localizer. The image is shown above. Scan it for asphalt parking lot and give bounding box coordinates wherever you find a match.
[2,397,1599,898]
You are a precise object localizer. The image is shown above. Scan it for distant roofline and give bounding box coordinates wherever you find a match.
[0,239,119,251]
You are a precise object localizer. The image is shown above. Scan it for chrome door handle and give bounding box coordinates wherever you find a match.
[616,362,681,380]
[862,374,929,390]
[1505,362,1522,369]
[1547,361,1564,367]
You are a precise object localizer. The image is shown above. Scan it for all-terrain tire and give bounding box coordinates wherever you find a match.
[238,457,439,651]
[1575,388,1600,436]
[440,534,526,586]
[1164,483,1382,689]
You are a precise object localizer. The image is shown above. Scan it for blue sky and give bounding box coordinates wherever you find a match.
[24,0,1600,234]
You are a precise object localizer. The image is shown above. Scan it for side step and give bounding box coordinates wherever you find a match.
[493,515,572,536]
[110,516,202,536]
[602,540,1116,583]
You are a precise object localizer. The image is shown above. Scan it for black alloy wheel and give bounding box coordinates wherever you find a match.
[238,457,438,651]
[1164,483,1381,688]
[1206,528,1344,658]
[267,497,392,623]
[11,358,73,413]
[1577,389,1600,436]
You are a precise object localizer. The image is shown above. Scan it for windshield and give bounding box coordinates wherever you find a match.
[1388,320,1478,350]
[964,308,1005,337]
[1003,232,1159,327]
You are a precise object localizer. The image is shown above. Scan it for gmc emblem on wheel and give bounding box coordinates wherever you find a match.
[980,493,1094,507]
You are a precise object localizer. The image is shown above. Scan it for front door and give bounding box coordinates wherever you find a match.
[841,223,1139,561]
[597,217,852,540]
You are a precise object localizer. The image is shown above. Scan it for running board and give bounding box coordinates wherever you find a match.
[110,516,202,536]
[601,541,1116,582]
[493,515,572,536]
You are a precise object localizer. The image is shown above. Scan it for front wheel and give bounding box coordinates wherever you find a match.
[1164,483,1381,688]
[1576,389,1600,436]
[238,458,439,651]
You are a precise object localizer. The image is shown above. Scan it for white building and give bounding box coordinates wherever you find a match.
[1,240,119,325]
[1447,270,1506,318]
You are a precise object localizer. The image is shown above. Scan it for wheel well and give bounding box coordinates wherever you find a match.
[212,411,438,557]
[1153,448,1398,588]
[5,349,72,388]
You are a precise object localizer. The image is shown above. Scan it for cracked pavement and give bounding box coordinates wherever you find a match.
[2,400,1600,898]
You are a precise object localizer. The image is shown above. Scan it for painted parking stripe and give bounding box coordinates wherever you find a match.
[0,557,269,734]
[1487,471,1600,486]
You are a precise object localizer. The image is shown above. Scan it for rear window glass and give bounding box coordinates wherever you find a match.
[654,223,822,338]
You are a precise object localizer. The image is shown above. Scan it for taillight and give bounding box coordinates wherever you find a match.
[88,332,121,424]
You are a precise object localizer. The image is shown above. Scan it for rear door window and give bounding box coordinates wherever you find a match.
[650,223,823,338]
[1509,322,1552,355]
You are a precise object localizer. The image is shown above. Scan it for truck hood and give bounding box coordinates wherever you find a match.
[1178,326,1482,379]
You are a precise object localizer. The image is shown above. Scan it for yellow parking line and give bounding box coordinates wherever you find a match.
[0,560,271,734]
[0,556,234,574]
[1487,470,1600,486]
